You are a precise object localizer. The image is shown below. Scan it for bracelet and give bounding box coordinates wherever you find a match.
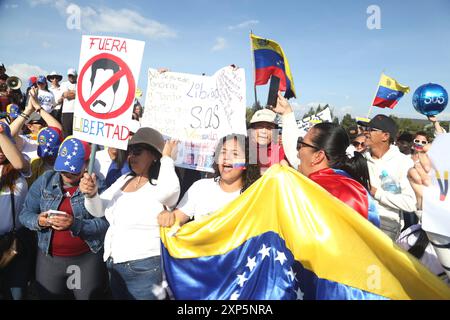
[19,113,30,120]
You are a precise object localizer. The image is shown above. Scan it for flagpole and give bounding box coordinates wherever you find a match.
[367,71,384,118]
[250,30,258,108]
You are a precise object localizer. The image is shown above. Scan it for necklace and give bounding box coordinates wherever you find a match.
[134,175,148,189]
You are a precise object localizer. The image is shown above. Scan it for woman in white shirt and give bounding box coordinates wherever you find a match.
[158,134,260,227]
[80,127,180,300]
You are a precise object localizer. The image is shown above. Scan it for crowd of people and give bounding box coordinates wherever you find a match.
[0,64,449,300]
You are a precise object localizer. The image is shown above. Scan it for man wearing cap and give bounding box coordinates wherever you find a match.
[248,108,285,175]
[60,68,77,138]
[36,75,56,113]
[47,71,63,121]
[357,114,417,240]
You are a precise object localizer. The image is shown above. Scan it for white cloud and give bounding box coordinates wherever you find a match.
[28,0,176,39]
[228,20,259,30]
[6,64,49,90]
[211,37,227,51]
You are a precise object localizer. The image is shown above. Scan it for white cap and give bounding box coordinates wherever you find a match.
[249,109,277,126]
[128,119,141,133]
[67,68,77,76]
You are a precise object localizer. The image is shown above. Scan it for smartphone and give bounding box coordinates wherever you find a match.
[266,75,281,108]
[47,210,68,217]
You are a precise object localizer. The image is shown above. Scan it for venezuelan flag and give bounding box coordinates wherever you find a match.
[161,165,450,300]
[251,33,296,99]
[372,74,410,109]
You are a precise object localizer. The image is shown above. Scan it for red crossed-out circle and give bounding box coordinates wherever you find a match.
[77,52,136,120]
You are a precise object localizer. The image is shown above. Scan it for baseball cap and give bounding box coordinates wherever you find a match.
[28,76,37,88]
[67,68,77,76]
[128,127,164,155]
[54,137,91,174]
[37,75,47,84]
[6,104,19,119]
[249,109,277,127]
[37,126,63,158]
[0,122,15,144]
[357,114,398,140]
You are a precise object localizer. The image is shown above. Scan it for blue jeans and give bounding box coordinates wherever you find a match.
[106,256,162,300]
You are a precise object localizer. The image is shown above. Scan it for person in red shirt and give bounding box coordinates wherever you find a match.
[248,108,285,175]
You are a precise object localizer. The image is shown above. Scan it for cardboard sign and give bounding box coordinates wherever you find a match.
[423,133,450,237]
[73,35,145,150]
[142,66,247,172]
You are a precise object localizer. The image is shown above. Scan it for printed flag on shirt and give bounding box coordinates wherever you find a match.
[161,165,450,300]
[372,74,410,109]
[251,33,296,99]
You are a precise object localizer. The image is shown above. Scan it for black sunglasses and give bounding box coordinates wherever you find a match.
[352,141,366,148]
[297,137,320,151]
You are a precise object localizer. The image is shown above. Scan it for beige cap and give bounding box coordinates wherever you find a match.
[129,127,164,155]
[249,109,277,126]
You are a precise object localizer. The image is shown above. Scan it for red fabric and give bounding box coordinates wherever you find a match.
[372,97,399,109]
[257,143,285,169]
[255,66,288,91]
[51,186,90,257]
[308,168,369,219]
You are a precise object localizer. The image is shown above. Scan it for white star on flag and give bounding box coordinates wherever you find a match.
[44,148,48,153]
[72,152,77,156]
[286,267,297,282]
[70,165,76,171]
[258,244,271,261]
[236,272,248,288]
[64,161,69,166]
[67,155,72,160]
[296,287,304,300]
[246,256,257,272]
[49,151,54,155]
[46,143,50,146]
[275,250,287,266]
[49,139,53,142]
[230,291,240,300]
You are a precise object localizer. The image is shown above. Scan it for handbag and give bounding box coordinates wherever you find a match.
[0,185,21,269]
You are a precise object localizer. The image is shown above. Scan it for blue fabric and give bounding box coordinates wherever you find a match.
[19,170,109,254]
[107,256,162,300]
[162,231,387,300]
[376,85,405,101]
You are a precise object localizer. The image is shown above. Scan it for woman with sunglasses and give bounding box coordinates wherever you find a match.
[80,127,180,300]
[158,134,261,228]
[351,134,367,153]
[273,92,379,226]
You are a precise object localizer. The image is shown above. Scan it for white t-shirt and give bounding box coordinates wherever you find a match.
[60,81,76,113]
[49,85,63,111]
[37,89,56,113]
[177,178,241,221]
[0,174,28,235]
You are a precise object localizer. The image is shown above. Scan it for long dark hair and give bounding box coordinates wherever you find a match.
[212,134,260,193]
[311,123,371,190]
[127,144,161,186]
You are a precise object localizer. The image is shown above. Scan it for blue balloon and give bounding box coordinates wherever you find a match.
[412,83,448,116]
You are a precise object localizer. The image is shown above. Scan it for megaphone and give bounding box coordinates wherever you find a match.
[6,76,22,90]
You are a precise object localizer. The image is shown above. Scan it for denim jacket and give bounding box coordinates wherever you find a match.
[19,170,109,254]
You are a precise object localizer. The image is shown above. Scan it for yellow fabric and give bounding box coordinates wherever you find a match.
[162,165,450,300]
[379,73,410,93]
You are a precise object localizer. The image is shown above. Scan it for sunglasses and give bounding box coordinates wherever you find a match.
[352,141,366,148]
[414,139,427,145]
[128,145,149,156]
[297,137,320,151]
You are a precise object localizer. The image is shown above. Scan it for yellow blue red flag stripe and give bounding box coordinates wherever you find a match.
[161,165,450,300]
[373,74,410,109]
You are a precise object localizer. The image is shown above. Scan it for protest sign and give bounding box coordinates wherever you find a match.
[142,66,247,172]
[296,106,332,136]
[423,133,450,237]
[73,35,145,150]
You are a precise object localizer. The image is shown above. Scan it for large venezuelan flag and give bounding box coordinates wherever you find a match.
[251,33,296,99]
[161,165,450,300]
[372,74,410,109]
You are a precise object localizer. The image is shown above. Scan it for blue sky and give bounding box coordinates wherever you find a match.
[1,0,449,120]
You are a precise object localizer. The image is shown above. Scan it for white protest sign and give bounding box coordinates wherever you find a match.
[296,106,332,136]
[142,66,247,172]
[422,133,450,237]
[73,35,145,150]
